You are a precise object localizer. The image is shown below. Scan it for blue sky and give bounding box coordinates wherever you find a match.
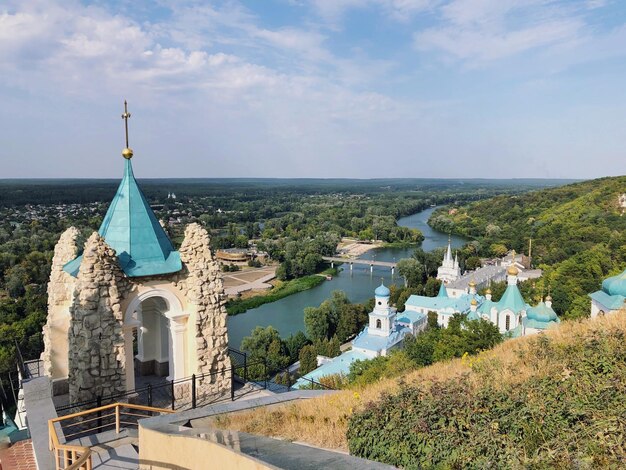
[1,0,625,178]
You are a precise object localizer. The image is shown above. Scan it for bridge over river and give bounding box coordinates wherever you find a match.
[322,256,396,273]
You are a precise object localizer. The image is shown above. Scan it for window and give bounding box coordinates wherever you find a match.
[376,319,382,329]
[505,315,510,331]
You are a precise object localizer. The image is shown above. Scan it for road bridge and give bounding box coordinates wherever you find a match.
[322,256,397,273]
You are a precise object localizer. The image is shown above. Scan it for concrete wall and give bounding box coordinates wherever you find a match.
[139,427,274,470]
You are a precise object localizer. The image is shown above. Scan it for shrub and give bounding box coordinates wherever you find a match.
[347,324,626,469]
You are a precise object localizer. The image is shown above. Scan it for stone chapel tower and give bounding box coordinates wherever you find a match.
[41,102,230,404]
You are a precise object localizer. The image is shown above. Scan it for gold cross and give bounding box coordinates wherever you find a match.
[121,100,131,148]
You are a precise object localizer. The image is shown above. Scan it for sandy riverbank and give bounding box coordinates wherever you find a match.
[336,238,383,258]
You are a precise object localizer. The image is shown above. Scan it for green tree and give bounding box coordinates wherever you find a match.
[299,345,318,375]
[397,258,424,288]
[304,305,331,341]
[424,277,441,297]
[240,326,289,372]
[285,331,310,363]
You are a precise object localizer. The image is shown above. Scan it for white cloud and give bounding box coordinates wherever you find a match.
[414,0,598,65]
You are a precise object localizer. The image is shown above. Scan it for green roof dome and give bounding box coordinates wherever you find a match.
[602,269,626,297]
[527,302,558,323]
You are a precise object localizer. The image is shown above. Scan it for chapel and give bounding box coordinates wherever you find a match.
[41,103,231,404]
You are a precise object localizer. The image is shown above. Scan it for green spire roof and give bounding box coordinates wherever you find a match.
[496,284,528,314]
[437,283,448,298]
[64,159,181,277]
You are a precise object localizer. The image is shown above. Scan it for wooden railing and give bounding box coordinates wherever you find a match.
[48,403,174,470]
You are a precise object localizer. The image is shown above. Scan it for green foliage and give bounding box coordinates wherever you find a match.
[347,316,502,388]
[304,290,368,344]
[240,326,290,374]
[348,350,416,387]
[347,323,626,468]
[313,336,341,358]
[298,345,318,375]
[285,331,310,363]
[430,176,626,317]
[396,258,424,288]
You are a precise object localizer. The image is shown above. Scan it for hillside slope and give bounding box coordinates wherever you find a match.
[215,312,626,469]
[429,176,626,318]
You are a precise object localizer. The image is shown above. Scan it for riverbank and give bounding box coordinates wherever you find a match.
[336,238,383,258]
[226,267,337,315]
[381,241,421,249]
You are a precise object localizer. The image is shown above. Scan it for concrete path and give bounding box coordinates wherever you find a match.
[224,268,277,296]
[70,429,139,470]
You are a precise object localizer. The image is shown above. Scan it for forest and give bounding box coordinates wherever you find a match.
[429,176,626,319]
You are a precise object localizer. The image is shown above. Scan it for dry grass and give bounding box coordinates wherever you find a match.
[213,312,626,451]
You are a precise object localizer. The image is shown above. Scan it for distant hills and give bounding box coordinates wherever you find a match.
[429,175,626,318]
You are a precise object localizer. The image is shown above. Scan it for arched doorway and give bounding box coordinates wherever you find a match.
[123,289,188,392]
[135,297,170,378]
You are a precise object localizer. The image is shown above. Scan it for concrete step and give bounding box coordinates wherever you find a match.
[91,443,139,470]
[68,428,138,448]
[67,428,140,469]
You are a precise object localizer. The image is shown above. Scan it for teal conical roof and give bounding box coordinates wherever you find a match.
[64,159,182,277]
[437,283,448,298]
[496,284,528,314]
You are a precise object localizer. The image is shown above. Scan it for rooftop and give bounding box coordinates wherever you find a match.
[294,350,370,388]
[64,159,182,277]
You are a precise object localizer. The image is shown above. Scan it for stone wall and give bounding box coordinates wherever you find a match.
[177,223,231,394]
[68,233,133,403]
[41,227,79,377]
[45,223,231,404]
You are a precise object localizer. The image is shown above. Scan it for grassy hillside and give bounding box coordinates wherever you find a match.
[214,312,626,468]
[429,176,626,319]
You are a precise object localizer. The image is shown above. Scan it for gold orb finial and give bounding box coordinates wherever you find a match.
[122,147,133,159]
[471,298,478,306]
[486,288,492,294]
[545,294,552,302]
[469,279,476,287]
[507,265,519,276]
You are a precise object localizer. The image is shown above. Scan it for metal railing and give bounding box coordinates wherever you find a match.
[14,338,44,384]
[54,360,268,420]
[48,403,174,470]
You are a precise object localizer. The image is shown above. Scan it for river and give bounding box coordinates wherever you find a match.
[227,206,468,348]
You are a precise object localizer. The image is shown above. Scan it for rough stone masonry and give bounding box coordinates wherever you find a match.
[43,223,231,404]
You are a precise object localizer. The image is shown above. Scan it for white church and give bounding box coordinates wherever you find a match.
[408,245,558,337]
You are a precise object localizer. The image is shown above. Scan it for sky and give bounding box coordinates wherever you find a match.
[1,0,625,179]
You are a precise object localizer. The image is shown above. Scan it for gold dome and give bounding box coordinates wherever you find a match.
[545,294,552,302]
[486,288,492,294]
[122,147,134,159]
[507,265,519,276]
[468,280,476,287]
[470,298,478,306]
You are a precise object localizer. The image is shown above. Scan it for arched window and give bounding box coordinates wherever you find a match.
[376,319,382,329]
[505,315,510,331]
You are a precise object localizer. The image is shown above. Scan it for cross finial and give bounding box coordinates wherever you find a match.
[121,100,133,159]
[122,100,131,147]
